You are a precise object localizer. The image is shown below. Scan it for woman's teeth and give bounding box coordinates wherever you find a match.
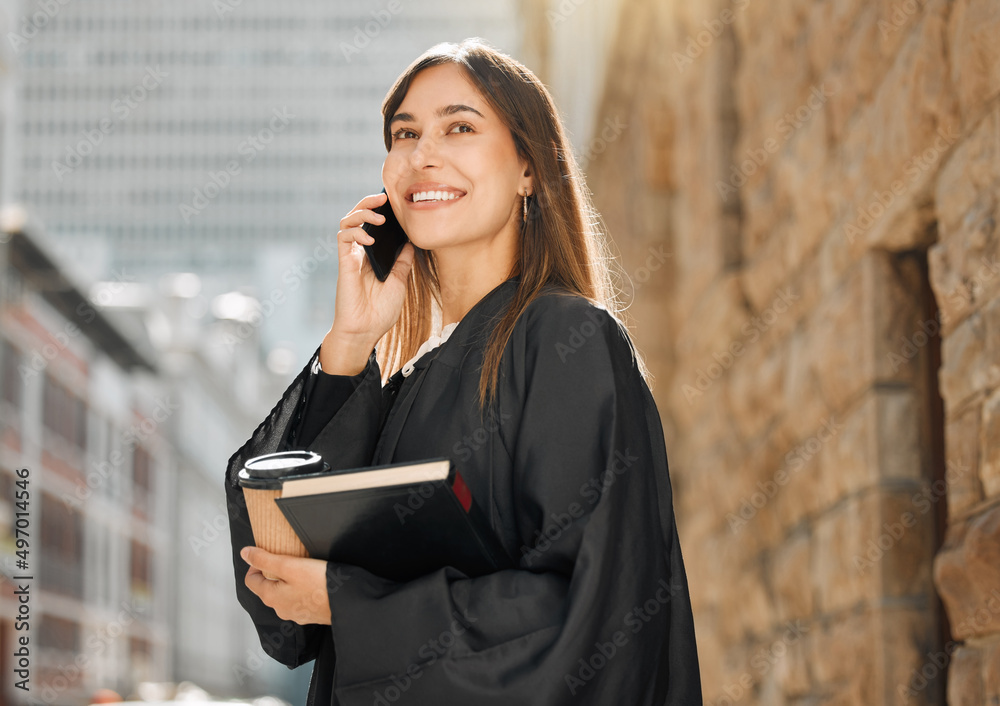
[412,191,461,202]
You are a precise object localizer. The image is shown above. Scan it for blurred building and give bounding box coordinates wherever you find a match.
[2,3,300,696]
[0,217,300,704]
[0,0,21,205]
[0,219,171,703]
[15,0,522,365]
[525,0,1000,704]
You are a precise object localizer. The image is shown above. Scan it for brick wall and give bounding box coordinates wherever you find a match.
[529,0,1000,702]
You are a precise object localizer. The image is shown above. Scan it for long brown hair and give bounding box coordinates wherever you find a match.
[377,38,646,407]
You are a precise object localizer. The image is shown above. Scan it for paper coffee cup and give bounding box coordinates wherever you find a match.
[239,451,327,580]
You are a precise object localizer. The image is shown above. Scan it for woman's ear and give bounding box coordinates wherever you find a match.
[521,166,534,196]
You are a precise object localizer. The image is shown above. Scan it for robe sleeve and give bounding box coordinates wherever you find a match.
[288,359,371,449]
[324,295,702,705]
[225,346,391,669]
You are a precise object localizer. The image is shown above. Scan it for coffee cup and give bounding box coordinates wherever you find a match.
[238,450,328,579]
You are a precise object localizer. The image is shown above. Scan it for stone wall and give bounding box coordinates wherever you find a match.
[527,0,1000,702]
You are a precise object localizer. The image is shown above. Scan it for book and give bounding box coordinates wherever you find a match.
[271,457,512,582]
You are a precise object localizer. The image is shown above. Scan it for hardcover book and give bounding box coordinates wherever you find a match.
[271,457,511,582]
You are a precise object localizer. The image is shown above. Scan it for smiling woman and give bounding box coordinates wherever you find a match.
[226,37,701,705]
[381,64,527,264]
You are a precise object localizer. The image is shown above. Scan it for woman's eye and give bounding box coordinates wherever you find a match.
[450,123,474,134]
[392,128,417,140]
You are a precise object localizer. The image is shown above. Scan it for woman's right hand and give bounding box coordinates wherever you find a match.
[320,191,415,375]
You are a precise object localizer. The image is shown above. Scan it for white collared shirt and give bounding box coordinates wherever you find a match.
[401,321,459,377]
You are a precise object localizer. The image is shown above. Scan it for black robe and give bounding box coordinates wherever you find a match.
[225,277,702,705]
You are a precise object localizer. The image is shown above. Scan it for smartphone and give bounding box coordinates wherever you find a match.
[361,188,409,282]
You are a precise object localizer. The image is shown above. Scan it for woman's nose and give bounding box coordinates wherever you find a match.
[408,135,440,169]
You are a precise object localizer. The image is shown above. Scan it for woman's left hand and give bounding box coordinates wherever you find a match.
[241,546,332,625]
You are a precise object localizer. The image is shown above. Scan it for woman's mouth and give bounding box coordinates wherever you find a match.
[403,181,467,210]
[410,190,462,203]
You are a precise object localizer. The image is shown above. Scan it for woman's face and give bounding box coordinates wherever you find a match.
[381,62,531,255]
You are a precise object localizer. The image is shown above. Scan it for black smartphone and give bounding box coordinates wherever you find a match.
[361,188,409,282]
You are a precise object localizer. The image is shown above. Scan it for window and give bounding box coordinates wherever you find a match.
[42,375,87,450]
[38,615,79,652]
[130,539,152,597]
[40,493,83,597]
[130,636,153,681]
[0,471,14,551]
[0,339,21,408]
[133,445,152,516]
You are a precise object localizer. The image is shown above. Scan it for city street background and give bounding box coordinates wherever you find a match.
[2,0,1000,704]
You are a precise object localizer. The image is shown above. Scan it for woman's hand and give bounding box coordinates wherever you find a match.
[321,191,416,375]
[241,546,332,625]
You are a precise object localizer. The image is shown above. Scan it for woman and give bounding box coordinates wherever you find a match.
[225,38,701,705]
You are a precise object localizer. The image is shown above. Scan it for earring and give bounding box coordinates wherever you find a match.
[522,191,530,222]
